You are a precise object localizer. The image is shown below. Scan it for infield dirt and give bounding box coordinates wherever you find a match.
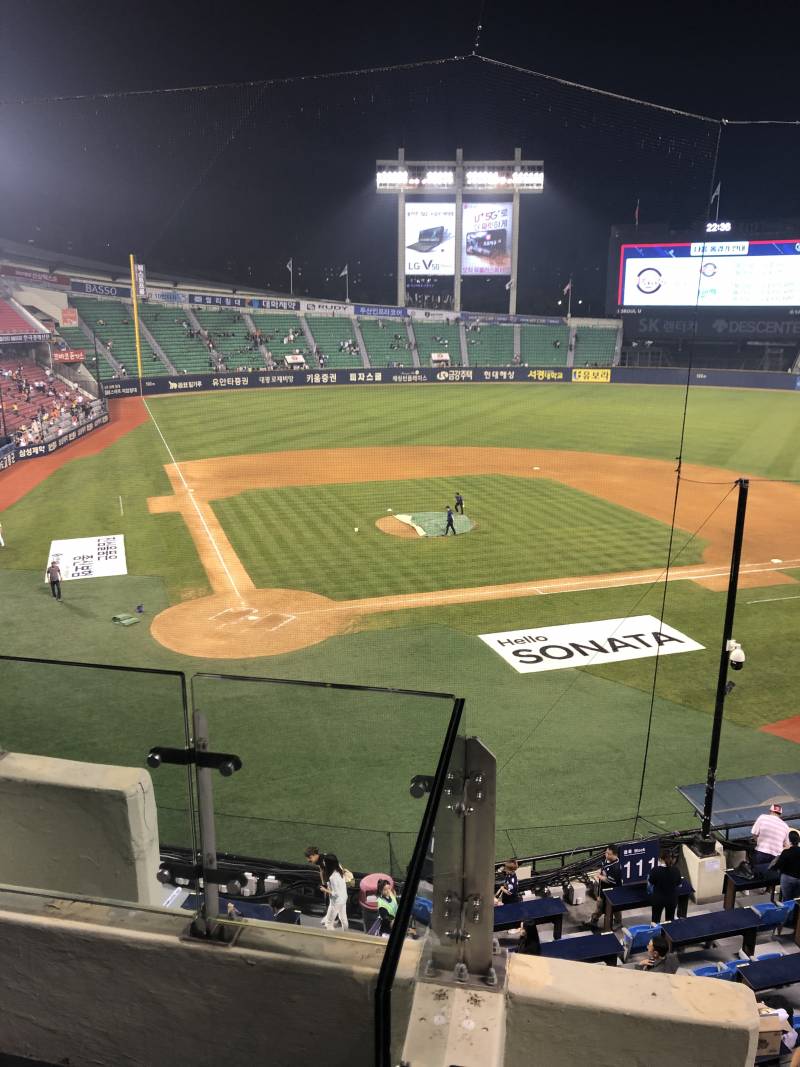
[146,447,800,658]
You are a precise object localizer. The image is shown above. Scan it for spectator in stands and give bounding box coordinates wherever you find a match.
[272,892,301,925]
[375,878,398,936]
[635,934,677,974]
[772,830,800,901]
[304,845,326,884]
[647,848,682,923]
[495,859,521,904]
[585,844,621,929]
[752,804,790,869]
[320,853,349,931]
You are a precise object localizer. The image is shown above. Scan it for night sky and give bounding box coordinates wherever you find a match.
[1,1,799,312]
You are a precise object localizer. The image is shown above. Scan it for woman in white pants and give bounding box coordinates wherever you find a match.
[320,854,349,931]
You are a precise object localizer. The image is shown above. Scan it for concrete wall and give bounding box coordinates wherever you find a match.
[506,952,758,1067]
[0,893,761,1067]
[0,892,418,1067]
[0,752,162,905]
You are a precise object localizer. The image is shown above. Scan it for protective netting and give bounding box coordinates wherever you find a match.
[1,50,799,874]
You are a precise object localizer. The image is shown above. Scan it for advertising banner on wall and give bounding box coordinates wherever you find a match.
[53,349,85,363]
[0,264,71,288]
[45,534,127,581]
[405,203,456,276]
[461,202,513,275]
[61,307,79,327]
[354,304,407,318]
[71,279,131,299]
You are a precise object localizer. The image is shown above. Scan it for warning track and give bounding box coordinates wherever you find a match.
[146,447,800,659]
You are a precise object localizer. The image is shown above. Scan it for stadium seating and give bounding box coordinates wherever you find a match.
[192,308,262,369]
[305,315,362,369]
[249,313,310,367]
[357,318,411,368]
[54,324,117,380]
[70,297,164,377]
[573,325,618,367]
[412,321,462,366]
[519,323,570,366]
[464,324,515,366]
[137,304,212,375]
[0,299,35,336]
[0,358,98,438]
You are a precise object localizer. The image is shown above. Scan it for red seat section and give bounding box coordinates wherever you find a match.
[0,299,38,336]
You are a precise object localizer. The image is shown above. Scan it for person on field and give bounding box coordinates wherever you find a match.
[444,506,457,535]
[0,521,4,547]
[455,491,464,514]
[46,559,62,600]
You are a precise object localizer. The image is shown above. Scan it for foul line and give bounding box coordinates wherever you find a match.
[747,594,800,605]
[282,558,800,619]
[143,399,244,602]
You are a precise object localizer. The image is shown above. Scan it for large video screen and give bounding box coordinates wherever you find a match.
[618,239,800,307]
[405,203,456,276]
[462,202,513,275]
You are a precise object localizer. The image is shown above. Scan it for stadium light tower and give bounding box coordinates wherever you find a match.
[376,147,543,314]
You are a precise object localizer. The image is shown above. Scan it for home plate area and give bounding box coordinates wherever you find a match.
[208,606,295,631]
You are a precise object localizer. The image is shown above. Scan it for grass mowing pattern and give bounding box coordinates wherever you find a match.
[0,567,798,869]
[146,383,800,480]
[211,475,705,598]
[0,421,211,602]
[0,382,798,867]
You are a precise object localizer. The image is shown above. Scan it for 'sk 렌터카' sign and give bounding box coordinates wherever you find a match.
[479,615,704,674]
[45,535,127,582]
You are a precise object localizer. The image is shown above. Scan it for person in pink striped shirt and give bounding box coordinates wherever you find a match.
[751,804,790,868]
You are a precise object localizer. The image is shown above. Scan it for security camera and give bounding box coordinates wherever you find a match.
[728,640,746,671]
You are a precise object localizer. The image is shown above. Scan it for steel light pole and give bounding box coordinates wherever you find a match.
[376,150,543,314]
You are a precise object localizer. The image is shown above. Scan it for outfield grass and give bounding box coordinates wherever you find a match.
[0,382,798,872]
[142,384,800,480]
[212,475,704,598]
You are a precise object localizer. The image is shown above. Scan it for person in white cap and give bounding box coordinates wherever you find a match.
[751,803,790,868]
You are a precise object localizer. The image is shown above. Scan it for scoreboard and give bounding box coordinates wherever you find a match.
[617,238,800,309]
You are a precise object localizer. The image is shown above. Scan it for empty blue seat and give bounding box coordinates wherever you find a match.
[756,952,784,961]
[751,901,796,930]
[722,960,750,974]
[692,964,732,980]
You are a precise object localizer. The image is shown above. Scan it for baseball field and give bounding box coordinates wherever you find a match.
[0,381,798,873]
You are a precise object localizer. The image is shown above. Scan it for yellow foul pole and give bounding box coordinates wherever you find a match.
[128,253,145,392]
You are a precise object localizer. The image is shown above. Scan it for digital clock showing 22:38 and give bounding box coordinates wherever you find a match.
[705,220,732,233]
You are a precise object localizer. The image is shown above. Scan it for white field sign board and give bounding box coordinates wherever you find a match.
[479,615,704,674]
[45,535,127,581]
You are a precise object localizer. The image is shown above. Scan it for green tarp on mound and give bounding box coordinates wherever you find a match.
[408,511,474,537]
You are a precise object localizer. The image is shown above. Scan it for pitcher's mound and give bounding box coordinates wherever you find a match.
[376,516,419,538]
[376,512,475,537]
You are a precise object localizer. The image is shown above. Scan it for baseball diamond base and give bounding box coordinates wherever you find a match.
[147,447,800,659]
